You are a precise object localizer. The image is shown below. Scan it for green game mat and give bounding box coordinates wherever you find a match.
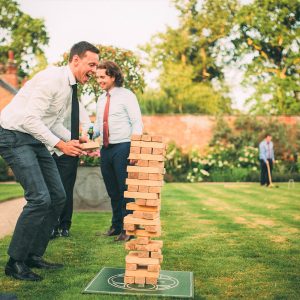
[83,267,194,298]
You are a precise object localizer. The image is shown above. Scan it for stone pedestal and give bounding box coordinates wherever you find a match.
[74,167,110,211]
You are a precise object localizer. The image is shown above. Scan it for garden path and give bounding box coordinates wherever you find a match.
[0,197,25,239]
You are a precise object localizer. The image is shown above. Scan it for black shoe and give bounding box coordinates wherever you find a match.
[25,255,63,270]
[61,229,70,237]
[5,261,43,281]
[103,227,122,236]
[114,232,133,242]
[50,229,61,239]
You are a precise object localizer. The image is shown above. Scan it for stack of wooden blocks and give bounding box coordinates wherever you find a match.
[123,134,166,285]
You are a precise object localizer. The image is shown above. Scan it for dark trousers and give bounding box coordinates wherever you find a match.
[260,159,273,185]
[100,142,132,231]
[53,154,79,230]
[0,127,66,261]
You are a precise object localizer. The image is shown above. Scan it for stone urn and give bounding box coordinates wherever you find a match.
[73,167,110,211]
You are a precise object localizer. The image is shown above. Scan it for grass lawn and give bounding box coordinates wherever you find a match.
[0,182,299,299]
[0,183,24,203]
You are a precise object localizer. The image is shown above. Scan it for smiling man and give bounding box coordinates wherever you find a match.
[0,41,99,281]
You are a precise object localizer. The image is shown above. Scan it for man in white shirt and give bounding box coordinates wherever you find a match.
[94,61,143,242]
[0,41,99,281]
[51,102,91,239]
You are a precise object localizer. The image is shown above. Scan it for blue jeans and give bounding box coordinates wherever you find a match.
[0,126,66,261]
[100,142,133,231]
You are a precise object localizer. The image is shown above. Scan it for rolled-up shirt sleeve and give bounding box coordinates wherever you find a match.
[126,93,143,135]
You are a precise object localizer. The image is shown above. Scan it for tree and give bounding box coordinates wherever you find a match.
[142,0,238,114]
[0,0,49,78]
[58,44,145,105]
[231,0,300,114]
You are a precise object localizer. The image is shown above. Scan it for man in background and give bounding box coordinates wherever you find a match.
[259,133,275,186]
[94,61,143,242]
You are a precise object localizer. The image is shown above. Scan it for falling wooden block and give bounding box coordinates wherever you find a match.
[124,276,135,284]
[81,141,99,150]
[141,147,152,154]
[130,146,141,154]
[126,179,163,187]
[131,135,142,141]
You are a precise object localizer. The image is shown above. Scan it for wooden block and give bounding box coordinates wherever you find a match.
[132,211,144,219]
[136,237,150,245]
[137,160,149,167]
[126,252,159,264]
[135,199,147,206]
[151,251,163,259]
[141,135,151,141]
[134,276,145,284]
[127,202,160,212]
[136,240,163,252]
[124,215,160,226]
[125,240,136,250]
[124,276,135,284]
[143,211,159,220]
[138,185,149,193]
[126,230,136,235]
[81,141,99,150]
[148,186,162,193]
[146,199,161,207]
[128,172,139,179]
[148,173,164,181]
[125,269,159,279]
[126,263,137,271]
[146,277,158,285]
[138,172,149,180]
[148,264,161,272]
[152,148,164,155]
[131,135,142,141]
[137,251,150,258]
[128,153,165,161]
[144,225,160,232]
[141,147,152,154]
[127,166,164,175]
[126,179,163,187]
[151,136,163,142]
[124,191,159,200]
[130,146,141,154]
[148,161,164,168]
[128,229,161,237]
[131,141,165,149]
[124,223,136,231]
[127,185,138,192]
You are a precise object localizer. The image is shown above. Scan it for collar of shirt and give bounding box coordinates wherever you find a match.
[66,65,76,86]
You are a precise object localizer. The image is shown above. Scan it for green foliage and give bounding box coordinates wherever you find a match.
[0,183,23,202]
[57,45,145,103]
[78,150,100,167]
[0,0,49,77]
[232,0,300,114]
[0,156,14,181]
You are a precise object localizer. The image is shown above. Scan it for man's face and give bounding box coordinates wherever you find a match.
[266,135,272,142]
[72,51,99,84]
[96,68,115,91]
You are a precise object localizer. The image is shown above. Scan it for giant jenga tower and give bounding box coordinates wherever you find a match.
[123,134,166,285]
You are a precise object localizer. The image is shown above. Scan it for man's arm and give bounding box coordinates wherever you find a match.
[126,93,143,135]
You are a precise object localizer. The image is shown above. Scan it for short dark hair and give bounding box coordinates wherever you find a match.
[97,61,124,87]
[69,41,99,62]
[265,133,272,138]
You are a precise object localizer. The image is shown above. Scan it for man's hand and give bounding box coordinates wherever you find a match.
[129,159,138,166]
[55,140,84,157]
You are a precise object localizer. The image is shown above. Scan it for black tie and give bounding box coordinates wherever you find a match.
[71,84,79,140]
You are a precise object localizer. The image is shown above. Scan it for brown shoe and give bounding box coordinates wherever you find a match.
[102,227,122,237]
[114,232,133,242]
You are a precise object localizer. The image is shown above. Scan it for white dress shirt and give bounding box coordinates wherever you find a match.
[94,87,143,144]
[0,65,75,148]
